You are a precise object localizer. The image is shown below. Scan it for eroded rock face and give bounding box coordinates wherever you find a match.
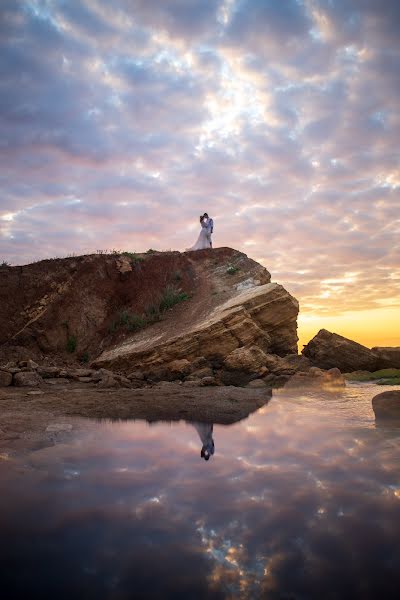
[371,347,400,369]
[94,282,299,374]
[302,329,379,372]
[372,391,400,420]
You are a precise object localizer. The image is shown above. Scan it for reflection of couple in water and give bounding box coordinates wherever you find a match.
[193,423,215,461]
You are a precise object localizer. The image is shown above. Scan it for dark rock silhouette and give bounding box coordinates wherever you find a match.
[302,329,379,372]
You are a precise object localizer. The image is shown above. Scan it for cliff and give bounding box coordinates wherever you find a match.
[0,248,299,384]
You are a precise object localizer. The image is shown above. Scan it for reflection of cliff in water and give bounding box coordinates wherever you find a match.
[100,387,272,428]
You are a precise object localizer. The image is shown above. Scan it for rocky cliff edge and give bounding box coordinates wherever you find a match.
[0,248,299,385]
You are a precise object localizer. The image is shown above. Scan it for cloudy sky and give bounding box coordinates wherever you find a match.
[1,0,399,347]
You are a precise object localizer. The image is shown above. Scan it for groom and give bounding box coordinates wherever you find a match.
[203,213,213,248]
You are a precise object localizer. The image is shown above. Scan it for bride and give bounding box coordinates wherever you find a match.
[187,215,211,251]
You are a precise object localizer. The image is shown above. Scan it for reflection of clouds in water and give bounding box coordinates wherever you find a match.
[1,383,400,597]
[197,521,266,599]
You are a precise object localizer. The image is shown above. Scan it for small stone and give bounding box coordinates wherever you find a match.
[45,378,60,385]
[26,359,39,370]
[46,423,73,433]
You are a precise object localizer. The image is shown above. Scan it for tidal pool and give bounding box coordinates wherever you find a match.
[1,383,400,599]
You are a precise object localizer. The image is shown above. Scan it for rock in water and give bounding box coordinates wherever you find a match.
[371,347,400,369]
[372,391,400,420]
[302,329,379,372]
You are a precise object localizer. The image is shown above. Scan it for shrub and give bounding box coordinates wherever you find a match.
[118,310,146,331]
[226,264,239,275]
[109,284,189,337]
[122,251,145,263]
[173,270,182,282]
[1,260,11,267]
[80,352,89,364]
[66,335,77,353]
[144,303,162,323]
[159,284,189,311]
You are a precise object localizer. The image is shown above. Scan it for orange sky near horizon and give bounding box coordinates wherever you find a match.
[297,306,400,351]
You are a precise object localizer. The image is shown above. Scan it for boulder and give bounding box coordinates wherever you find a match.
[285,367,346,390]
[372,391,400,419]
[264,353,311,376]
[114,374,132,387]
[13,371,43,387]
[191,367,214,379]
[92,369,119,382]
[166,359,192,379]
[219,369,258,387]
[38,366,61,378]
[371,347,400,369]
[97,373,120,388]
[191,356,209,370]
[223,346,268,373]
[302,329,379,372]
[71,368,94,378]
[0,370,13,387]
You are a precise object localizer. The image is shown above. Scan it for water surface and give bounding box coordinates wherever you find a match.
[1,383,399,599]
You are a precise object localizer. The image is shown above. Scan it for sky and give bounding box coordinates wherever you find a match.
[1,0,399,349]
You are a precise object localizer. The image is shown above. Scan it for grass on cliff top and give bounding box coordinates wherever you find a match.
[109,284,189,335]
[345,369,400,384]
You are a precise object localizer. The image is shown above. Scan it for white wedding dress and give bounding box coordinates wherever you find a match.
[187,221,211,251]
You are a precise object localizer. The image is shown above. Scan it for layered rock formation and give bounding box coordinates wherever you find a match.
[1,248,300,386]
[94,282,299,376]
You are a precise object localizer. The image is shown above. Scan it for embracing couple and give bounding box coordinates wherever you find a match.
[187,212,214,251]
